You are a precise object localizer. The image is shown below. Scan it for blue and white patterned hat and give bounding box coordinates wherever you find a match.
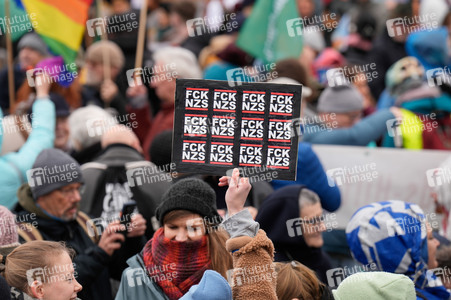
[346,200,447,295]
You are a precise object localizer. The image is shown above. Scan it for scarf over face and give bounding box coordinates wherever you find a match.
[142,228,211,300]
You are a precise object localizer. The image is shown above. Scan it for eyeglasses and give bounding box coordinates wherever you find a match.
[300,214,326,226]
[57,185,84,197]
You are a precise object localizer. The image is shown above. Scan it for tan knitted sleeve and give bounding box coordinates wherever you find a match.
[225,229,278,300]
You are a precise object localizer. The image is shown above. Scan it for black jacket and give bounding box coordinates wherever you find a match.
[14,184,145,300]
[80,144,170,239]
[81,85,128,119]
[256,185,332,284]
[367,31,407,100]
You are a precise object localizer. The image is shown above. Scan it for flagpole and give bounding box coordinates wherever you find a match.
[5,0,15,113]
[134,0,147,69]
[96,0,111,81]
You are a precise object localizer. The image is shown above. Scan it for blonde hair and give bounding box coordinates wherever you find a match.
[163,210,233,278]
[0,241,75,294]
[275,261,324,300]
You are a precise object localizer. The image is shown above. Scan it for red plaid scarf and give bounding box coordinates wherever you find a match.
[142,228,211,300]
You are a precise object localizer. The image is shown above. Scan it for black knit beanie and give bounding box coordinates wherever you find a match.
[149,130,173,168]
[156,178,221,226]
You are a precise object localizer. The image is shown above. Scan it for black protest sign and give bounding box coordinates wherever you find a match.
[172,79,302,181]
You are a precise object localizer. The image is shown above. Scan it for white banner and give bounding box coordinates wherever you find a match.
[312,145,451,228]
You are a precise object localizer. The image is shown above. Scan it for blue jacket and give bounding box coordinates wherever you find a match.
[0,98,55,209]
[302,109,395,146]
[271,142,341,212]
[406,27,450,71]
[115,254,169,300]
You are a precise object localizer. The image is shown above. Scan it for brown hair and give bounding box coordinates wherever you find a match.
[170,0,196,22]
[275,261,324,300]
[13,77,81,112]
[0,240,75,294]
[274,58,309,87]
[437,246,451,268]
[163,210,233,278]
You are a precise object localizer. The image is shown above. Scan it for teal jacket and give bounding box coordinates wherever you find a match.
[115,254,169,300]
[302,109,395,146]
[0,98,55,209]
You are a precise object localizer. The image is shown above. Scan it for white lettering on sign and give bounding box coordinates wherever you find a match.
[241,119,264,139]
[242,92,265,112]
[239,145,263,165]
[267,147,290,167]
[268,120,292,140]
[182,142,206,161]
[211,117,235,137]
[185,89,209,108]
[270,93,293,114]
[210,143,234,164]
[184,115,208,135]
[213,90,237,111]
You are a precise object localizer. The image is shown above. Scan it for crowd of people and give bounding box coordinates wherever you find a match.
[0,0,451,299]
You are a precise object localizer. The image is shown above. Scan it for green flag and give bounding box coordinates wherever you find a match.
[0,0,33,42]
[237,0,303,64]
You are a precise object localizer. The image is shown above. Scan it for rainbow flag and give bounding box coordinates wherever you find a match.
[19,0,92,67]
[0,0,32,41]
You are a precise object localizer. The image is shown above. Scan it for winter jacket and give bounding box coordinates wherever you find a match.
[223,209,277,300]
[179,270,232,300]
[0,65,26,111]
[382,86,451,150]
[256,185,333,284]
[302,109,395,146]
[271,143,341,212]
[13,184,145,300]
[81,85,128,119]
[406,27,450,72]
[367,31,407,99]
[0,98,55,209]
[0,275,11,300]
[114,253,169,300]
[70,141,103,165]
[80,143,171,239]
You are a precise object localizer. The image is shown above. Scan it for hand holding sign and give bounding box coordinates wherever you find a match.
[219,168,252,217]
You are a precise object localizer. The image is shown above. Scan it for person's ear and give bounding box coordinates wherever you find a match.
[30,280,45,299]
[132,138,143,154]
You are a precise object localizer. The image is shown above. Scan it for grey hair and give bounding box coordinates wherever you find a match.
[68,105,118,151]
[435,155,451,210]
[153,47,202,79]
[299,188,320,209]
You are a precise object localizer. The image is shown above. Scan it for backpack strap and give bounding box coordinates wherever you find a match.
[79,162,108,214]
[76,211,100,244]
[17,214,100,244]
[17,222,43,242]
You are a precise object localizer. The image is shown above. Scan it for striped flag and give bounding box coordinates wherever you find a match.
[0,0,33,41]
[236,0,303,63]
[20,0,92,67]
